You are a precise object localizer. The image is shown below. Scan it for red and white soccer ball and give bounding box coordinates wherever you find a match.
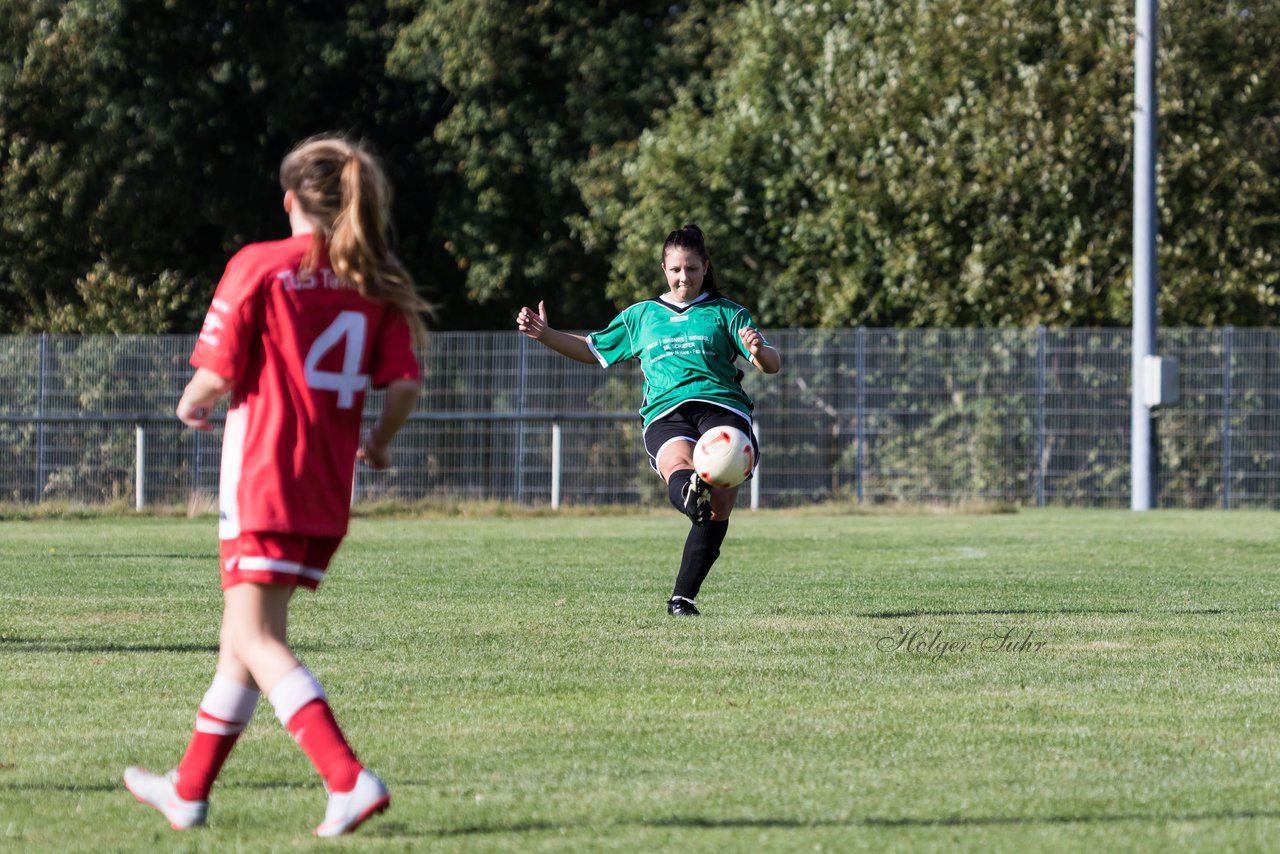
[693,426,754,488]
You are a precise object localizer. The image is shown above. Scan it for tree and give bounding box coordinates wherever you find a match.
[3,0,1275,332]
[0,0,449,332]
[597,0,1280,327]
[389,0,726,328]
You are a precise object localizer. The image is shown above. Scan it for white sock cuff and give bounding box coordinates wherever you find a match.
[200,673,260,724]
[268,667,326,726]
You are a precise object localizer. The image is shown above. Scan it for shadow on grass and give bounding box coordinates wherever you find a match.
[0,637,219,654]
[0,782,127,793]
[861,608,1140,619]
[0,778,351,794]
[37,553,213,560]
[5,786,1277,835]
[394,810,1280,838]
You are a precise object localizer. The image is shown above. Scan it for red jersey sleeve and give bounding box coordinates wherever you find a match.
[369,308,421,388]
[190,249,263,382]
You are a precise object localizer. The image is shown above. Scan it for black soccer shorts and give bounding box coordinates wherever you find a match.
[642,400,760,476]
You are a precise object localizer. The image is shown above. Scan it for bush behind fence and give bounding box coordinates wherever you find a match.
[1,329,1277,509]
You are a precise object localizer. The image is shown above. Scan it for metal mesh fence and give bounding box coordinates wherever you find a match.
[1,329,1277,509]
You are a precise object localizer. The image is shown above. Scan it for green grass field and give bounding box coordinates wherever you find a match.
[3,509,1280,852]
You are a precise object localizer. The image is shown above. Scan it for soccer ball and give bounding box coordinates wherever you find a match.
[693,426,754,488]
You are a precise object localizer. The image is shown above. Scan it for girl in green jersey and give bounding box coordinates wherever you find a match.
[517,224,780,615]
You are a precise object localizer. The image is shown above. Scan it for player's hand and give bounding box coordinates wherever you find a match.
[176,396,216,431]
[176,368,232,431]
[516,301,549,340]
[358,433,392,470]
[739,326,766,356]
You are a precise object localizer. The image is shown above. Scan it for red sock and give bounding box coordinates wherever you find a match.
[287,699,362,793]
[175,675,259,801]
[175,715,243,800]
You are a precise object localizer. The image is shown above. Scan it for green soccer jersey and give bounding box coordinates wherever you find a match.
[586,294,767,427]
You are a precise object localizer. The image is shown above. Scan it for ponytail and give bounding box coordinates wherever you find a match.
[281,136,431,347]
[662,223,721,298]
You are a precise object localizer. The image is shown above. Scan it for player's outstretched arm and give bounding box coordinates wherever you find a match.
[359,378,419,470]
[177,367,234,430]
[516,301,596,365]
[739,327,781,374]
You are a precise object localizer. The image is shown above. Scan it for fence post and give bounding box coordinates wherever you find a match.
[1222,326,1233,510]
[515,335,528,503]
[36,332,47,504]
[1036,326,1047,508]
[135,423,146,511]
[750,421,760,510]
[550,422,561,510]
[351,456,358,509]
[855,326,866,504]
[193,429,201,499]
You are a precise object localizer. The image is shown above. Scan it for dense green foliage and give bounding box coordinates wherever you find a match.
[389,0,725,327]
[1,1,1276,330]
[604,0,1280,326]
[0,0,451,329]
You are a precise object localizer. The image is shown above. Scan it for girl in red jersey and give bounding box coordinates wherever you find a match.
[124,136,428,837]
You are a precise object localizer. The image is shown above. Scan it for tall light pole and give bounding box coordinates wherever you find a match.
[1131,0,1158,510]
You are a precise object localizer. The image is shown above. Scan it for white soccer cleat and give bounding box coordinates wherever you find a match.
[314,768,390,837]
[123,767,208,829]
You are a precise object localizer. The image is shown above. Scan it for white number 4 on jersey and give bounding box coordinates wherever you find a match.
[304,311,370,409]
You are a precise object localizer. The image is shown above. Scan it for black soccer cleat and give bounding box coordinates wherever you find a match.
[680,471,712,527]
[667,597,701,616]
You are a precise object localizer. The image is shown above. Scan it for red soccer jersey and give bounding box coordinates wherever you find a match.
[191,234,420,539]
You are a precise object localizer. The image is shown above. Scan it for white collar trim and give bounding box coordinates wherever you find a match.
[659,292,712,309]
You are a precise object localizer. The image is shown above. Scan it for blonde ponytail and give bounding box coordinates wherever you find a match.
[281,135,431,347]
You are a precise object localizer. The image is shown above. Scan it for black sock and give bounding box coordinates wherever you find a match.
[667,468,695,514]
[672,520,729,601]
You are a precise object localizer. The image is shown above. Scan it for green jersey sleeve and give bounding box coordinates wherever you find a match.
[725,305,766,363]
[586,307,638,367]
